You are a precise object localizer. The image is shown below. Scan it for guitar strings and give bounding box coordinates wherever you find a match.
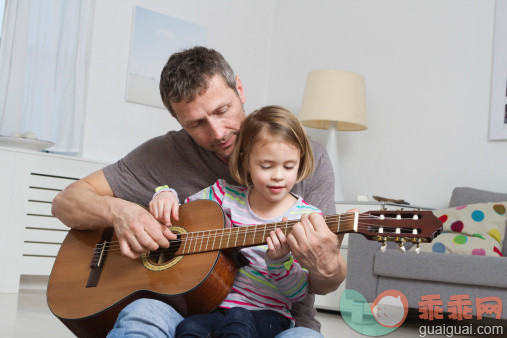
[89,213,374,254]
[89,221,420,266]
[89,221,421,266]
[89,213,416,256]
[89,214,422,262]
[89,222,380,265]
[89,214,411,251]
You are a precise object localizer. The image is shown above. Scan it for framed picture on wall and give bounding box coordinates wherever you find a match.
[125,7,207,109]
[490,0,507,141]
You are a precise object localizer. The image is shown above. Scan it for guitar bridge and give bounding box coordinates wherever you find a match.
[86,228,113,288]
[91,241,109,268]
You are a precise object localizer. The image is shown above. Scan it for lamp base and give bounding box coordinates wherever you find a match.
[326,123,344,201]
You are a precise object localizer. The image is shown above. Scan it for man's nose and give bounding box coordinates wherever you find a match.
[209,117,225,140]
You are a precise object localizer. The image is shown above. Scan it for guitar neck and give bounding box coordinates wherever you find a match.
[176,214,355,255]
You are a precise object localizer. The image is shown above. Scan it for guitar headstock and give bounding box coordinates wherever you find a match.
[352,210,443,253]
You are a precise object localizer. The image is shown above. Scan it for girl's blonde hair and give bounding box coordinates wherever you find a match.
[229,105,314,186]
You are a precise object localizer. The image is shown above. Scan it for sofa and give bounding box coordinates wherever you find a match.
[346,187,507,320]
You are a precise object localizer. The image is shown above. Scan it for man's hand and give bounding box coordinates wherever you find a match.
[51,170,178,260]
[286,212,347,295]
[110,199,177,259]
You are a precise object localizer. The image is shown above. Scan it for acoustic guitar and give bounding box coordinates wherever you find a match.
[47,199,442,337]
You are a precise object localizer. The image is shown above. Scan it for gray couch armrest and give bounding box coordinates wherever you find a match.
[346,234,399,302]
[374,251,507,288]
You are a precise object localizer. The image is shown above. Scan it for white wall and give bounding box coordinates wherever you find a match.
[82,0,273,161]
[81,0,507,208]
[267,0,507,208]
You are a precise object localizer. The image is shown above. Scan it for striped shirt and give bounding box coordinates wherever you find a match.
[185,179,321,325]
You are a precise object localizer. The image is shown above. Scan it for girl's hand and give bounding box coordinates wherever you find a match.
[266,228,290,260]
[149,191,179,226]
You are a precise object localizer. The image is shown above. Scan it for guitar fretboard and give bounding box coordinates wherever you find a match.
[176,214,356,255]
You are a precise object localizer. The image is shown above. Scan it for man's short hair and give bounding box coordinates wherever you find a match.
[159,46,236,118]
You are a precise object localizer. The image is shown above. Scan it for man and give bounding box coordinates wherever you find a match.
[52,46,346,337]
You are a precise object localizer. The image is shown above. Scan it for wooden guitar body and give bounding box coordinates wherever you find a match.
[47,199,443,337]
[47,200,237,337]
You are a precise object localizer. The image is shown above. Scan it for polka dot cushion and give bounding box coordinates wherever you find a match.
[417,202,507,257]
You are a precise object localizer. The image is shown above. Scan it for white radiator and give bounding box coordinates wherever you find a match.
[0,147,105,293]
[21,173,78,275]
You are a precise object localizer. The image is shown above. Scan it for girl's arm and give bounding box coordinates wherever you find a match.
[149,179,227,225]
[265,254,308,302]
[149,186,180,226]
[263,206,322,301]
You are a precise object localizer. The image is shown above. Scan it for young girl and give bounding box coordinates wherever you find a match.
[149,105,321,338]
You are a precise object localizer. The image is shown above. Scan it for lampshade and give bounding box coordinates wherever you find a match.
[299,70,368,131]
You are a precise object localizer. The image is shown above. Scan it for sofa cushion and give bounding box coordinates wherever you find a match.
[374,250,507,288]
[449,187,507,256]
[417,202,507,257]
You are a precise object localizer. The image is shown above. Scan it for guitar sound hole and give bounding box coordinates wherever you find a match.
[147,237,181,265]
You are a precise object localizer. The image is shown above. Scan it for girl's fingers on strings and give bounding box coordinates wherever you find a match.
[148,203,154,218]
[172,204,179,222]
[275,228,287,244]
[270,230,281,249]
[149,203,157,220]
[267,237,274,252]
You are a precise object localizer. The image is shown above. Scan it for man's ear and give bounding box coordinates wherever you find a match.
[235,75,246,104]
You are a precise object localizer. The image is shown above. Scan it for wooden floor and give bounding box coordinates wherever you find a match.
[0,286,504,337]
[0,288,360,338]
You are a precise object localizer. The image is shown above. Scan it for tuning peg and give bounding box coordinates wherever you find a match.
[380,238,387,252]
[415,239,421,254]
[397,240,406,253]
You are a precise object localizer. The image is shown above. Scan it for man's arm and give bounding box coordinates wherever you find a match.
[51,169,116,228]
[51,169,175,259]
[289,142,347,294]
[288,213,347,295]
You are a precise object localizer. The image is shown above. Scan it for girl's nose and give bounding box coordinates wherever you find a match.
[271,168,283,181]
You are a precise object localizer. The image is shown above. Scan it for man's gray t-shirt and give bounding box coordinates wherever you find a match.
[103,129,336,331]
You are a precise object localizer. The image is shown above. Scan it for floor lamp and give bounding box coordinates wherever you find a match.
[299,70,368,201]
